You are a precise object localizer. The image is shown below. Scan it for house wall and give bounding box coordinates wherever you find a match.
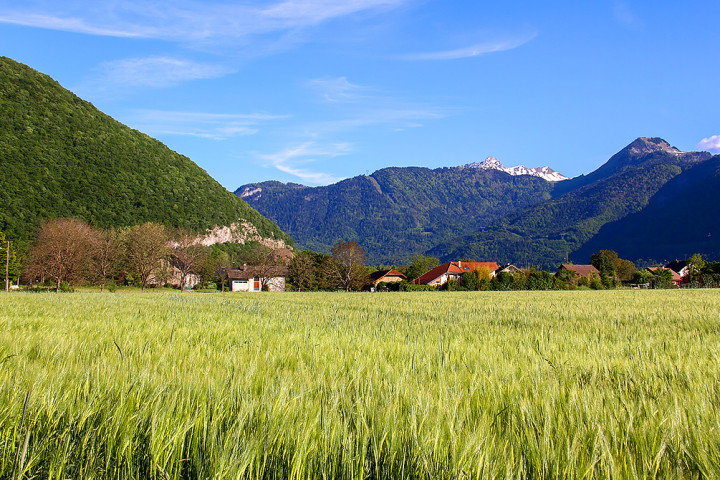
[231,277,286,292]
[231,279,250,292]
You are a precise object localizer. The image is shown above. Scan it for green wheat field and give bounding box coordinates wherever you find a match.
[1,290,719,479]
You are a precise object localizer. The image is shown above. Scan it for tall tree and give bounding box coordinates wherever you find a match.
[170,229,207,292]
[123,223,169,292]
[590,250,618,277]
[687,254,705,276]
[208,250,232,292]
[326,241,368,291]
[25,218,94,292]
[288,251,317,291]
[89,227,120,292]
[0,232,20,290]
[405,254,440,281]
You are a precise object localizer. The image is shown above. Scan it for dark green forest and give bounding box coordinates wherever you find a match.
[239,138,718,267]
[237,167,555,264]
[0,57,291,253]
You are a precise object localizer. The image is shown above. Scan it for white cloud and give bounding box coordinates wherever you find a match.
[403,32,536,60]
[0,12,154,37]
[259,0,405,25]
[303,75,452,130]
[306,76,368,102]
[128,110,290,140]
[73,56,235,97]
[697,135,720,153]
[258,142,350,184]
[0,0,407,42]
[95,56,233,88]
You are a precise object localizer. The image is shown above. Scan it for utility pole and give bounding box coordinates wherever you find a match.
[4,241,8,292]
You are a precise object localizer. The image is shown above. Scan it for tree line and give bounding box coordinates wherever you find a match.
[6,218,719,293]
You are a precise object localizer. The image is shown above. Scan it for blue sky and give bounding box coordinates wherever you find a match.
[1,0,719,189]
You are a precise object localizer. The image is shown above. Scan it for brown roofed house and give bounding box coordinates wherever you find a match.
[227,264,289,292]
[557,264,600,278]
[369,269,407,288]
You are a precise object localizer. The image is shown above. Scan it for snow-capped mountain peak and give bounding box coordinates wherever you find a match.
[463,156,569,182]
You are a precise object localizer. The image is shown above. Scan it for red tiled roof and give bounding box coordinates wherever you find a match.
[456,262,500,273]
[647,267,682,282]
[559,264,599,277]
[414,263,452,285]
[415,261,499,285]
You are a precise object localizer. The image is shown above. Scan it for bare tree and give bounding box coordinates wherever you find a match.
[170,229,208,292]
[122,223,169,292]
[25,218,94,292]
[89,227,120,292]
[241,244,290,290]
[326,241,368,291]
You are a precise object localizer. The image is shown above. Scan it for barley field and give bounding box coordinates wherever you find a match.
[1,290,719,479]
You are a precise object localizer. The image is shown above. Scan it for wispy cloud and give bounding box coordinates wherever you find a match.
[403,32,536,60]
[613,0,644,29]
[0,11,154,37]
[0,0,407,42]
[128,110,290,140]
[75,56,234,96]
[306,76,369,102]
[697,135,720,154]
[258,142,350,184]
[302,76,452,131]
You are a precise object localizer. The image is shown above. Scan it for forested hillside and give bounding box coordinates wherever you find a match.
[237,167,555,264]
[239,137,715,267]
[430,138,712,266]
[575,155,720,263]
[0,57,291,249]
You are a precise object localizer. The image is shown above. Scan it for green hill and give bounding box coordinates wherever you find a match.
[429,138,712,267]
[574,155,720,264]
[0,57,291,249]
[237,137,714,267]
[236,166,555,264]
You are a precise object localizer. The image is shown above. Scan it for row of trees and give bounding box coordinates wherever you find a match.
[9,218,720,293]
[20,218,266,292]
[19,220,377,293]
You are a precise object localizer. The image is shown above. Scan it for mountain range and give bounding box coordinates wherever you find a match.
[237,138,718,266]
[0,57,291,251]
[3,55,717,268]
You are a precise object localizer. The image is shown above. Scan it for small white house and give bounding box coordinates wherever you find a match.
[227,265,288,292]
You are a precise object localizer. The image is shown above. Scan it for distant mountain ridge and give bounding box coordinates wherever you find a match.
[430,138,715,266]
[0,57,291,249]
[237,138,717,266]
[236,167,556,264]
[462,156,569,182]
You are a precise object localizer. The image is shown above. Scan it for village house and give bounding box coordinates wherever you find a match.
[556,264,600,278]
[664,260,690,279]
[369,269,407,289]
[414,261,500,287]
[495,264,521,275]
[227,264,288,292]
[647,267,683,286]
